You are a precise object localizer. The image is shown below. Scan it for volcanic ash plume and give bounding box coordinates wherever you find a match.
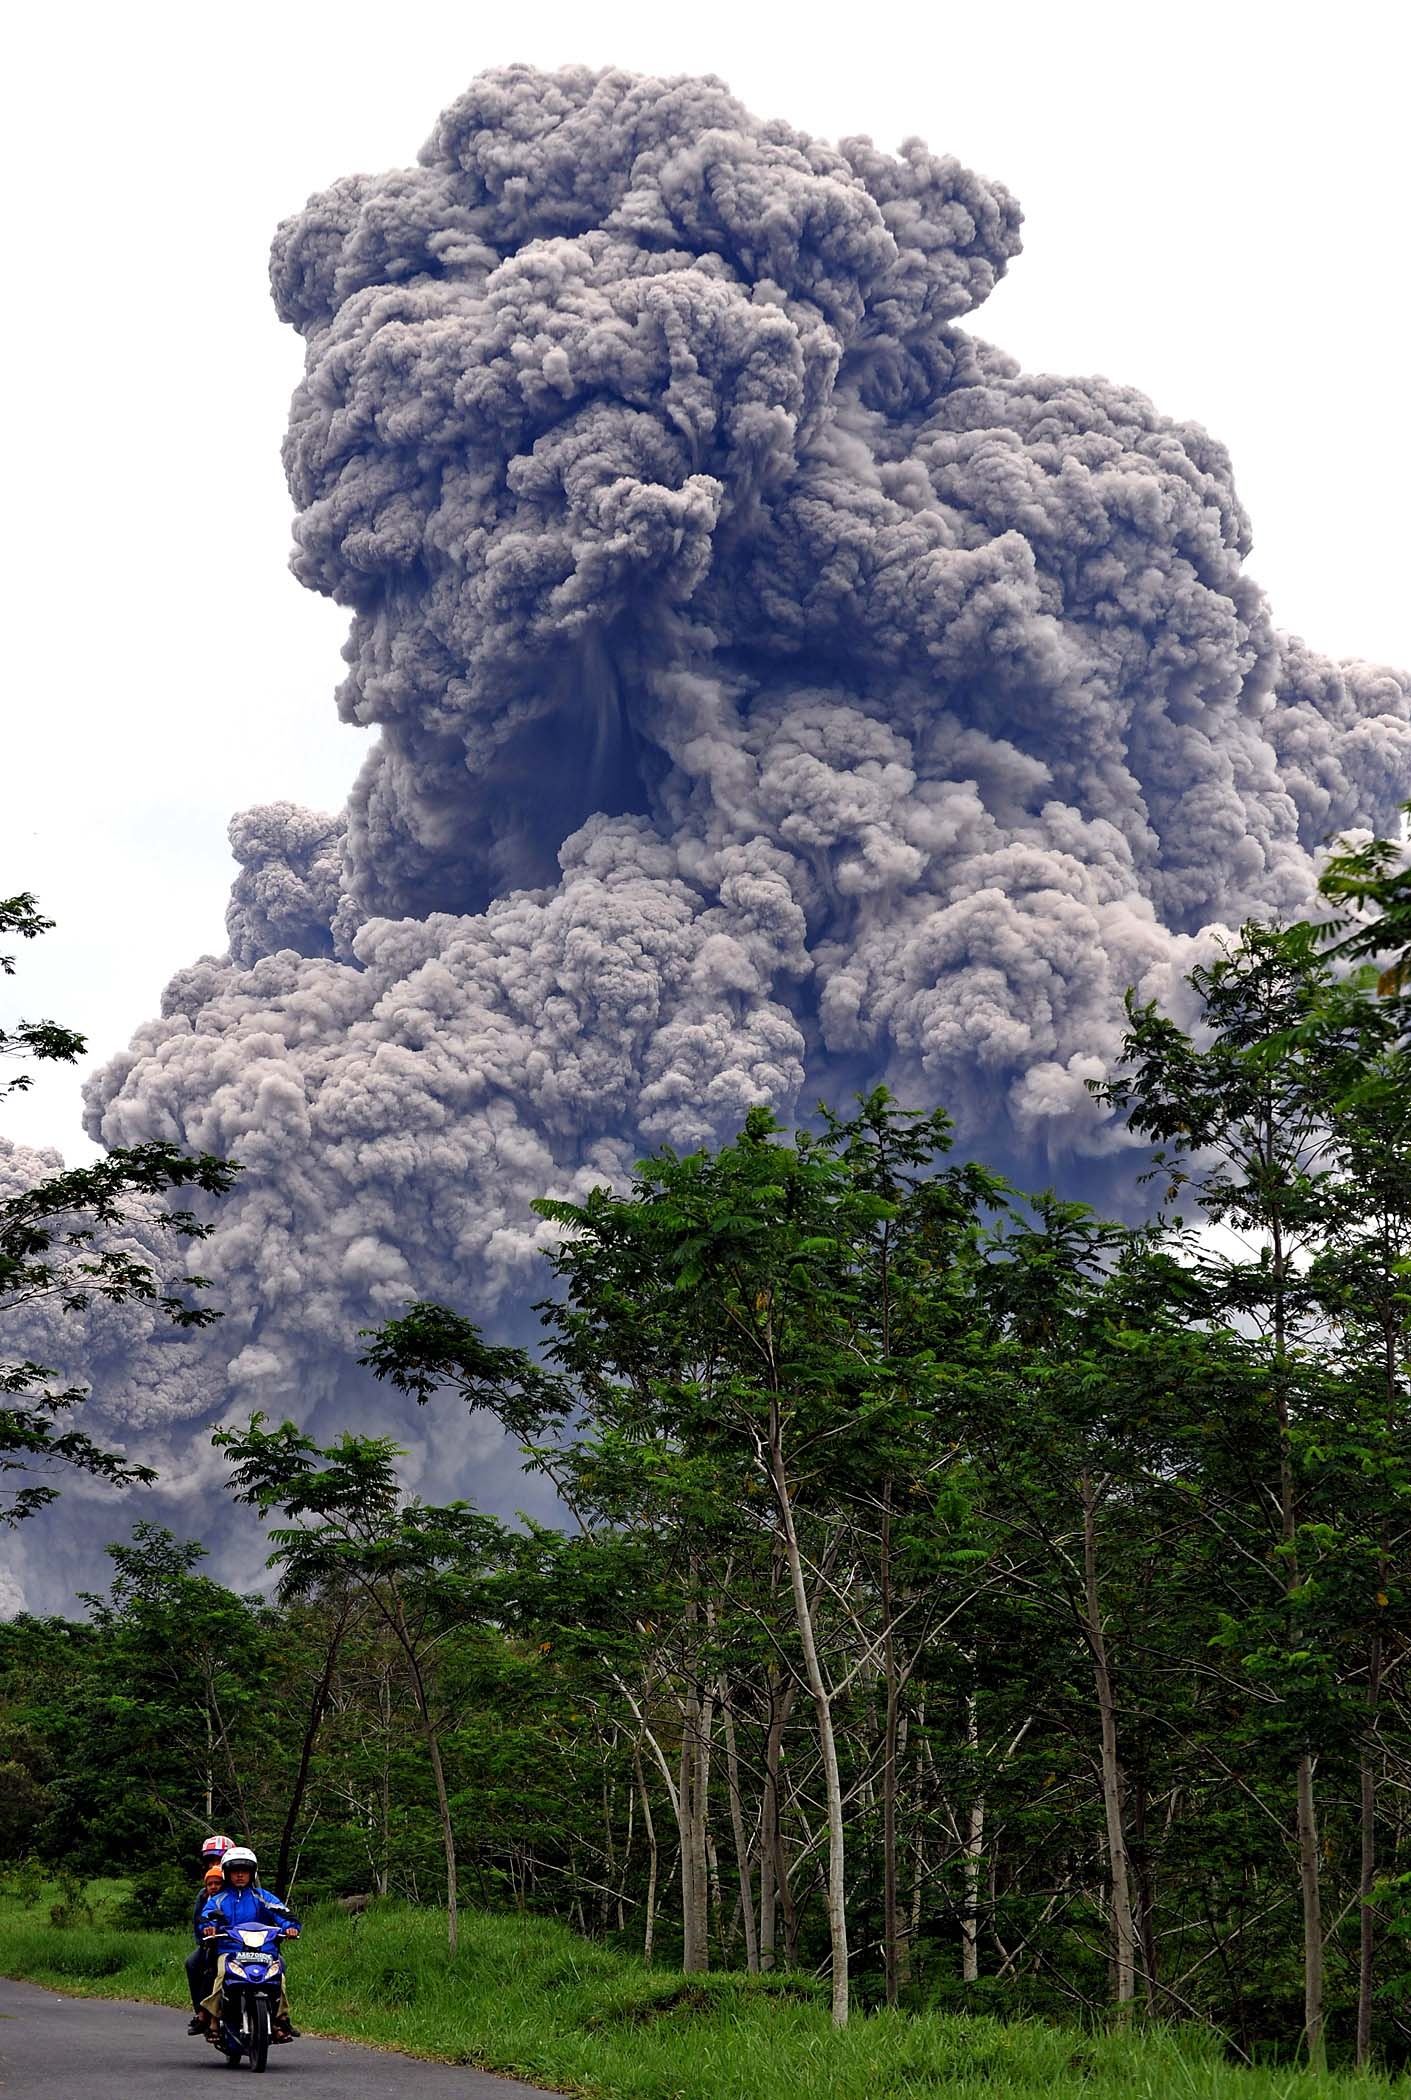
[37,66,1411,1475]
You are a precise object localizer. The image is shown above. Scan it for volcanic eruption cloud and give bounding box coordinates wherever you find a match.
[11,66,1411,1593]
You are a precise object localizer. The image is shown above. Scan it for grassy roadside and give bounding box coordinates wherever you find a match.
[0,1883,1403,2099]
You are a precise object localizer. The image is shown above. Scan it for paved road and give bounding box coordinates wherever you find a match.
[0,1978,555,2096]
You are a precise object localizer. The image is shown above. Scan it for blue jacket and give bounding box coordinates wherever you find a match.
[199,1884,299,1946]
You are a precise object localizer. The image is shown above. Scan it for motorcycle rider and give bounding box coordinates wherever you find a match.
[199,1844,301,2043]
[185,1835,233,2035]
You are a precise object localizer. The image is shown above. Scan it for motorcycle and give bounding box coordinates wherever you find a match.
[208,1923,293,2072]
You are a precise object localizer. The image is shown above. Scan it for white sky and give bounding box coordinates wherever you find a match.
[4,0,1407,1159]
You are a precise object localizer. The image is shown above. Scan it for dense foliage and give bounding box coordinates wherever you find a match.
[6,840,1411,2072]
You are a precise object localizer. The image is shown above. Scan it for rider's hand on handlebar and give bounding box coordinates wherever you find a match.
[281,1927,299,1939]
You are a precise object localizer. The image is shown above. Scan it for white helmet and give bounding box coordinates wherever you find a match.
[220,1846,259,1880]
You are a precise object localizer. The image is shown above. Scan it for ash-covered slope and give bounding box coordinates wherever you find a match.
[5,67,1408,1605]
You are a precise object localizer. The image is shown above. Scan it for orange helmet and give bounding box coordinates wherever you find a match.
[203,1866,226,1892]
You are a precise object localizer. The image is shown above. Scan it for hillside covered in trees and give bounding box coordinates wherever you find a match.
[6,843,1411,2073]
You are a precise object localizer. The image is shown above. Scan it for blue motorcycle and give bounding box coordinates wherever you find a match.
[210,1923,291,2071]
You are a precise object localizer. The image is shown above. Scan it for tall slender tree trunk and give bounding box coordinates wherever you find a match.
[618,1767,632,1935]
[1358,1313,1399,2068]
[600,1768,617,1931]
[616,1681,699,1973]
[633,1747,659,1964]
[706,1827,725,1952]
[961,1686,984,1986]
[719,1676,760,1972]
[1080,1472,1136,2011]
[1130,1565,1158,2014]
[758,1669,796,1969]
[414,1677,458,1957]
[907,1695,928,1978]
[376,1660,392,1897]
[1357,1680,1379,2070]
[679,1666,708,1973]
[1284,1536,1324,2056]
[758,1837,775,1970]
[1129,1765,1158,2015]
[678,1623,714,1974]
[275,1596,351,1896]
[1296,1753,1324,2064]
[699,1682,716,1929]
[781,1850,801,1967]
[1270,1218,1323,2067]
[769,1425,849,2025]
[880,1486,904,2005]
[891,1713,913,1988]
[388,1590,457,1959]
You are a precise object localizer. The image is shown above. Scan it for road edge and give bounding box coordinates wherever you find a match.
[0,1968,575,2093]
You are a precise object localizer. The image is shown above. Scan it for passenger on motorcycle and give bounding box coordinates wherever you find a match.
[198,1845,301,2043]
[185,1834,233,2035]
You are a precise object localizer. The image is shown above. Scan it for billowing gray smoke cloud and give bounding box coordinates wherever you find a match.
[6,66,1410,1604]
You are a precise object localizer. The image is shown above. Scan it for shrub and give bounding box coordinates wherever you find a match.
[0,1859,45,1909]
[116,1865,192,1930]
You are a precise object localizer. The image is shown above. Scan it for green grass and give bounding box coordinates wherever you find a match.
[0,1882,1402,2098]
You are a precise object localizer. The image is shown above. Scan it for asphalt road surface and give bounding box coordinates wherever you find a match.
[0,1978,554,2096]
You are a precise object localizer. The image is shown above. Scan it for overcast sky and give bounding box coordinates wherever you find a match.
[4,0,1407,1160]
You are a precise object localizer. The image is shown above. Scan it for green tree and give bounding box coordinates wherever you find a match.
[1301,1027,1411,2063]
[216,1417,514,1957]
[1099,920,1384,2065]
[0,895,85,1087]
[1,893,238,1520]
[366,1090,1006,2026]
[969,1202,1156,2012]
[1317,803,1411,995]
[12,1525,270,1875]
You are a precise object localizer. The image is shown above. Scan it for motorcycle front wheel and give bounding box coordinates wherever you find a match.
[249,1994,270,2073]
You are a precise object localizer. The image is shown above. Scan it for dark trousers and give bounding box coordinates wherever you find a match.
[185,1945,214,2013]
